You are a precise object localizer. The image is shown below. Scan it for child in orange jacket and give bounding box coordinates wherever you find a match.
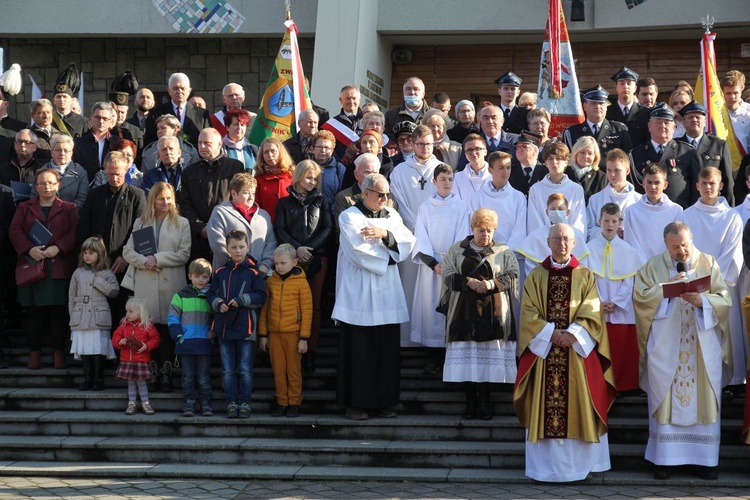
[112,297,161,415]
[259,244,313,418]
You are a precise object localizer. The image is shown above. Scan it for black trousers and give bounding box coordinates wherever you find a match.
[337,322,401,409]
[26,305,69,351]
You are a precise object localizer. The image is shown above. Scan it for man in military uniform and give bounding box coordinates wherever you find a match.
[0,61,24,135]
[629,103,700,209]
[109,71,144,155]
[496,72,528,135]
[51,63,88,138]
[606,67,650,146]
[563,86,632,168]
[675,101,733,205]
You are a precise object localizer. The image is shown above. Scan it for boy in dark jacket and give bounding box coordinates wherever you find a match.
[168,258,214,417]
[207,230,267,419]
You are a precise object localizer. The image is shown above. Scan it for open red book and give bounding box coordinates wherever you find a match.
[660,274,711,299]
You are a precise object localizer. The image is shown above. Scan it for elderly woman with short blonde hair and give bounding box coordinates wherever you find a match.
[440,207,519,421]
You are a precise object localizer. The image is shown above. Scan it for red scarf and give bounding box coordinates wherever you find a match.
[232,201,258,222]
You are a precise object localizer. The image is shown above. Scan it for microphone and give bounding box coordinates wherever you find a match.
[676,262,686,273]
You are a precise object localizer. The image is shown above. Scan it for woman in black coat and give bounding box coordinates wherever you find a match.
[566,136,608,204]
[274,159,334,372]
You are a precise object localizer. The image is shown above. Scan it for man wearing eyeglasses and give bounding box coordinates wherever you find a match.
[334,173,416,421]
[0,129,42,187]
[209,83,255,138]
[73,102,120,182]
[283,109,319,164]
[515,223,616,482]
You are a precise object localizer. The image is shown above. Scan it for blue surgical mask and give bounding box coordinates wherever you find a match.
[548,210,568,224]
[404,95,422,108]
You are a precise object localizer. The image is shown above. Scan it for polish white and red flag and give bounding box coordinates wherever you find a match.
[536,0,584,139]
[321,117,359,147]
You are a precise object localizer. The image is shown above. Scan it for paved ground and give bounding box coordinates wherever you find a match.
[0,477,749,500]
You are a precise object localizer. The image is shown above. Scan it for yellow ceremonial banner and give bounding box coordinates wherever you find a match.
[695,59,743,173]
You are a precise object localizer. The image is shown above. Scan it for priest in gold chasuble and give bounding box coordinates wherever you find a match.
[634,221,731,480]
[514,224,617,482]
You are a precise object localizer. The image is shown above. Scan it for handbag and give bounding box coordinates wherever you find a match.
[120,264,136,291]
[16,259,46,287]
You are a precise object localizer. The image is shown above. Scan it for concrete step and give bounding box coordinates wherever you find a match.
[1,462,749,488]
[0,434,747,472]
[0,409,744,446]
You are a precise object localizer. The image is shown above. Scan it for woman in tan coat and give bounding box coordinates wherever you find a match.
[123,182,190,392]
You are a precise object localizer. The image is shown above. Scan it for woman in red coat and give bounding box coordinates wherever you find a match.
[9,167,79,369]
[254,137,295,224]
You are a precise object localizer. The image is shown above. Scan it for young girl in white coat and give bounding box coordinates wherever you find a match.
[68,236,120,391]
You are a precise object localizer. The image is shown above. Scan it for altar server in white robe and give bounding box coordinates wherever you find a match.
[410,164,470,354]
[471,151,527,334]
[634,221,731,480]
[527,141,587,238]
[390,125,441,346]
[517,193,590,276]
[588,202,646,392]
[586,148,642,241]
[453,133,490,205]
[334,173,416,421]
[682,167,746,386]
[622,163,683,259]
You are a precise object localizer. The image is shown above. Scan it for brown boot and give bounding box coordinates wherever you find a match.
[28,350,42,370]
[54,350,67,369]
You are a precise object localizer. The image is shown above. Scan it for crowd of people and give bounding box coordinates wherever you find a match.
[1,61,750,483]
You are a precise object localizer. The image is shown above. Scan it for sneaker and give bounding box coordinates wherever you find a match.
[286,405,300,418]
[183,405,195,418]
[125,401,137,415]
[270,405,288,417]
[226,402,239,419]
[238,403,251,419]
[201,406,214,417]
[141,401,155,415]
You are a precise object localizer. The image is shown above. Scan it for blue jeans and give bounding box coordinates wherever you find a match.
[218,338,253,404]
[180,354,212,407]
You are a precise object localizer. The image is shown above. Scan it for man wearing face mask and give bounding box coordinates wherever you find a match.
[384,77,430,135]
[634,222,730,481]
[517,193,589,276]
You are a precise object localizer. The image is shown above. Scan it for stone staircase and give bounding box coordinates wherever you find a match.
[0,325,749,485]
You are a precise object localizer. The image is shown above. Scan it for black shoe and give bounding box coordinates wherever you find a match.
[653,466,671,480]
[694,466,718,480]
[423,359,442,375]
[286,405,300,418]
[270,405,288,417]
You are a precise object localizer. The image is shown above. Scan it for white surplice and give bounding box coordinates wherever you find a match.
[643,267,725,467]
[622,194,683,259]
[683,197,746,384]
[410,193,471,347]
[587,234,646,324]
[453,162,490,207]
[390,155,441,345]
[332,205,415,326]
[586,183,642,241]
[527,174,587,238]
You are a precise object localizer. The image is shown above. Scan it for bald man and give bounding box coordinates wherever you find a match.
[178,127,245,261]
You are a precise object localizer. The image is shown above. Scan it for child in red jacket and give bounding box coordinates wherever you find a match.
[112,297,161,415]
